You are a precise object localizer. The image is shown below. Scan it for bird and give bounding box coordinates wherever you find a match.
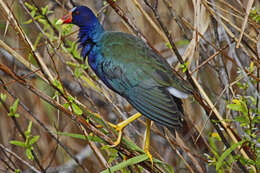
[60,6,192,163]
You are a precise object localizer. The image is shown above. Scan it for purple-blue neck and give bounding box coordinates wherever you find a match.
[78,22,104,59]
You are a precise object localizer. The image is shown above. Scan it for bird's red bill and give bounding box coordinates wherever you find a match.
[61,12,72,24]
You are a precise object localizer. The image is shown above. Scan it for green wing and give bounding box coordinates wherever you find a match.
[97,32,191,128]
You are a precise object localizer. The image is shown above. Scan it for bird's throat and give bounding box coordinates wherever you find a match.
[79,23,104,42]
[78,24,104,60]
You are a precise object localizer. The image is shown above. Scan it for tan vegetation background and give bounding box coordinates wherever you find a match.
[0,0,259,173]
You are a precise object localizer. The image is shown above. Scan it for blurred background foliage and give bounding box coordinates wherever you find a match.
[0,0,259,173]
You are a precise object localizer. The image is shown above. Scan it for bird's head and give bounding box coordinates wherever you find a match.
[60,6,99,28]
[59,6,104,60]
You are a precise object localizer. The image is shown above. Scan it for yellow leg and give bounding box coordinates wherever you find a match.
[143,119,153,167]
[108,112,142,147]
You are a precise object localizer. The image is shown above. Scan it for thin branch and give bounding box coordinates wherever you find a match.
[0,63,161,173]
[0,144,41,173]
[46,146,92,173]
[0,77,90,173]
[191,43,230,74]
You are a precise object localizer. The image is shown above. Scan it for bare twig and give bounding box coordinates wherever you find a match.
[236,0,254,48]
[46,146,92,173]
[191,43,230,74]
[0,144,41,173]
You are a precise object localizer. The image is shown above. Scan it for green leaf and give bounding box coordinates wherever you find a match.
[227,99,248,115]
[208,136,220,159]
[165,42,172,49]
[7,112,12,117]
[249,62,255,73]
[67,95,74,103]
[252,115,260,124]
[87,134,104,143]
[100,154,148,173]
[153,158,175,173]
[81,75,102,93]
[121,138,143,153]
[216,140,245,170]
[24,19,33,24]
[62,24,74,35]
[63,102,70,109]
[53,79,64,94]
[248,96,256,106]
[8,99,20,117]
[34,15,43,21]
[89,113,107,130]
[179,61,190,72]
[14,113,20,118]
[56,19,63,25]
[57,131,86,140]
[38,18,48,25]
[254,16,260,22]
[234,116,248,124]
[15,169,21,173]
[41,5,48,15]
[101,145,111,150]
[26,148,34,160]
[108,148,118,164]
[11,99,19,113]
[30,9,36,18]
[240,157,255,166]
[0,93,6,102]
[25,2,35,10]
[176,39,189,46]
[250,7,260,22]
[72,103,83,115]
[10,140,26,148]
[122,169,130,173]
[29,136,39,145]
[74,67,82,78]
[227,104,243,112]
[25,121,33,137]
[211,132,221,141]
[68,41,81,60]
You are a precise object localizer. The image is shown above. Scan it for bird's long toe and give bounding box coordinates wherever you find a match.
[144,147,153,168]
[108,123,125,147]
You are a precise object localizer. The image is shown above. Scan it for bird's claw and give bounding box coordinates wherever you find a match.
[106,113,143,147]
[144,148,153,168]
[108,123,124,147]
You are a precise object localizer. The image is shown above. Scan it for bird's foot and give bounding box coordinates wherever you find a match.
[108,113,142,147]
[108,122,124,147]
[144,119,153,167]
[144,147,153,168]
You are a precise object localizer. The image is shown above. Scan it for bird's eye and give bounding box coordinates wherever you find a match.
[74,11,80,15]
